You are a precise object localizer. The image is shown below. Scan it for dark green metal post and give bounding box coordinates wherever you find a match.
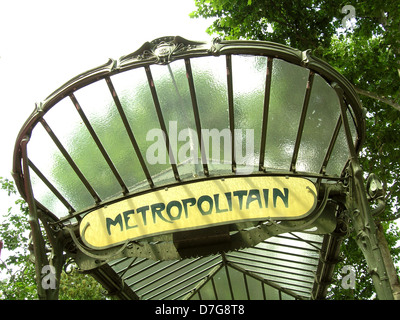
[334,83,394,300]
[347,161,394,300]
[20,136,63,300]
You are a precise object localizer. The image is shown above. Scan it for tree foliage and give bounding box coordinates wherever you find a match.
[191,0,400,299]
[191,0,399,111]
[0,177,107,300]
[190,0,400,221]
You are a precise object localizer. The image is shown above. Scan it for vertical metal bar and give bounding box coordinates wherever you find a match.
[334,84,394,300]
[20,136,52,299]
[38,209,65,300]
[319,116,342,176]
[243,273,250,299]
[332,84,357,162]
[39,118,101,204]
[348,159,394,300]
[70,93,129,195]
[185,58,209,176]
[290,71,315,171]
[225,263,235,300]
[211,277,218,299]
[145,65,180,181]
[226,54,236,173]
[259,57,273,171]
[262,281,266,300]
[166,63,202,178]
[337,96,357,160]
[28,159,75,214]
[105,76,154,188]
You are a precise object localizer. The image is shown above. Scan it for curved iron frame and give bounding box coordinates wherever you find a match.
[11,36,393,300]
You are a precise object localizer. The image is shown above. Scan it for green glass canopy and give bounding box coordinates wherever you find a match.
[12,36,393,300]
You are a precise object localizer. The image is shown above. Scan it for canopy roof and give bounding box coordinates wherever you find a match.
[12,36,365,300]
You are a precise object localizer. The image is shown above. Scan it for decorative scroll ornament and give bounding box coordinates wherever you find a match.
[153,42,176,64]
[118,36,206,66]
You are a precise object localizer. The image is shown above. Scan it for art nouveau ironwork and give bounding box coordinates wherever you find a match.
[12,36,394,300]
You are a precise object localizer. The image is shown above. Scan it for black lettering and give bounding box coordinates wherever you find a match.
[136,205,149,226]
[151,203,173,223]
[246,189,262,209]
[263,189,269,208]
[197,195,213,215]
[273,188,289,208]
[233,190,247,210]
[123,210,138,230]
[224,192,232,211]
[182,198,196,218]
[166,201,182,221]
[214,194,228,213]
[106,214,123,236]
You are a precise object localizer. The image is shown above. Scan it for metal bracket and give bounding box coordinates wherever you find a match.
[345,161,394,299]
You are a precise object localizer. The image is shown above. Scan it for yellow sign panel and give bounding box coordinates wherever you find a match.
[80,176,317,249]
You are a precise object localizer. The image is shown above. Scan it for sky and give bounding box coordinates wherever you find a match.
[0,0,214,215]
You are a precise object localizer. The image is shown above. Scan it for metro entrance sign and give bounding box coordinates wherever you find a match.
[80,176,317,249]
[12,36,395,299]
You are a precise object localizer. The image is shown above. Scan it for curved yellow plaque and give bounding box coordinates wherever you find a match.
[80,176,317,249]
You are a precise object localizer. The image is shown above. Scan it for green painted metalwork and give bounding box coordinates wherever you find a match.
[11,36,394,300]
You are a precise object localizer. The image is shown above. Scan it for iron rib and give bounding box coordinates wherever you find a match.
[290,71,315,172]
[145,65,180,181]
[28,159,75,214]
[38,117,101,204]
[185,58,209,176]
[105,76,154,188]
[226,55,236,173]
[259,57,273,171]
[70,93,129,195]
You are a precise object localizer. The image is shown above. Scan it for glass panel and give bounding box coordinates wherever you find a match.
[232,55,267,174]
[28,121,94,214]
[264,283,280,300]
[246,274,264,300]
[261,239,319,263]
[73,79,148,191]
[26,51,355,218]
[29,166,69,218]
[226,266,247,299]
[325,125,350,176]
[155,258,219,300]
[213,267,232,299]
[136,260,188,299]
[190,292,200,300]
[190,55,231,173]
[119,256,221,300]
[281,292,296,300]
[150,61,203,179]
[110,68,176,186]
[264,59,309,170]
[347,107,358,146]
[197,276,217,299]
[43,96,121,201]
[296,74,342,173]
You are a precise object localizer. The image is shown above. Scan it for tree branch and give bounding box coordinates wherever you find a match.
[355,87,400,112]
